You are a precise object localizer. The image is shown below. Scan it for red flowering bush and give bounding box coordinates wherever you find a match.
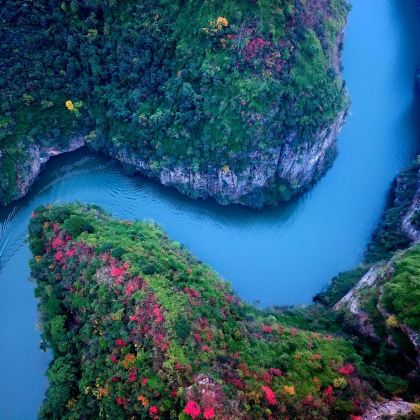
[54,251,64,261]
[203,407,215,419]
[149,405,159,416]
[261,386,277,406]
[184,401,201,419]
[261,324,273,333]
[245,37,266,61]
[338,363,355,376]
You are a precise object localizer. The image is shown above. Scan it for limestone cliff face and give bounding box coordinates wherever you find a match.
[13,136,85,202]
[107,112,345,208]
[334,249,420,367]
[3,108,345,208]
[401,167,420,242]
[362,398,414,420]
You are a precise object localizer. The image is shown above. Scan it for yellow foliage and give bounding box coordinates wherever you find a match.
[203,16,229,34]
[66,398,76,409]
[65,100,74,111]
[386,315,398,328]
[35,255,42,262]
[333,377,347,389]
[122,353,136,369]
[216,16,229,27]
[412,404,420,416]
[283,385,295,396]
[94,383,109,399]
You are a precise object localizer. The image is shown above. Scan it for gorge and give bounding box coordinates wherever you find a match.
[0,0,419,418]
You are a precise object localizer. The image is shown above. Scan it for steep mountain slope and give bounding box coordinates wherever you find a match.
[1,0,349,207]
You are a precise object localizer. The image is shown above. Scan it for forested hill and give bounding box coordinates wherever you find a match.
[30,203,371,418]
[1,0,349,206]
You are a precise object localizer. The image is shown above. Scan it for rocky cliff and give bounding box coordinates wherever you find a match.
[102,110,345,208]
[7,136,85,203]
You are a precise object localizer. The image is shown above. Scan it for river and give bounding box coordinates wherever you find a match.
[0,1,419,418]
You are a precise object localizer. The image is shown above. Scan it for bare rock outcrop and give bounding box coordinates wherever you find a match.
[14,136,85,201]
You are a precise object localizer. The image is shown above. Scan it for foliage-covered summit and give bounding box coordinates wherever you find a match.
[1,0,348,205]
[29,204,368,419]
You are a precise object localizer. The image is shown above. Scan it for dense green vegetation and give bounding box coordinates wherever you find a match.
[1,0,349,205]
[382,246,420,332]
[30,204,374,419]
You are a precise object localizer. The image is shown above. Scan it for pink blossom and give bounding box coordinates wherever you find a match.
[149,406,159,416]
[153,305,164,323]
[66,248,76,257]
[52,236,65,249]
[339,363,355,376]
[124,280,138,296]
[323,386,334,404]
[245,37,266,61]
[203,407,215,419]
[225,293,234,303]
[115,338,126,347]
[184,287,200,299]
[261,325,273,333]
[184,401,201,419]
[116,396,126,406]
[261,386,277,406]
[128,369,137,382]
[110,264,125,277]
[54,251,64,261]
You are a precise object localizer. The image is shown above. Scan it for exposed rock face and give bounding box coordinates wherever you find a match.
[14,136,85,202]
[334,248,420,366]
[334,266,383,339]
[109,112,345,208]
[362,398,414,420]
[401,167,420,242]
[5,105,345,209]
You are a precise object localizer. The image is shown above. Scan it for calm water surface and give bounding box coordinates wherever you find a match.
[1,1,419,417]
